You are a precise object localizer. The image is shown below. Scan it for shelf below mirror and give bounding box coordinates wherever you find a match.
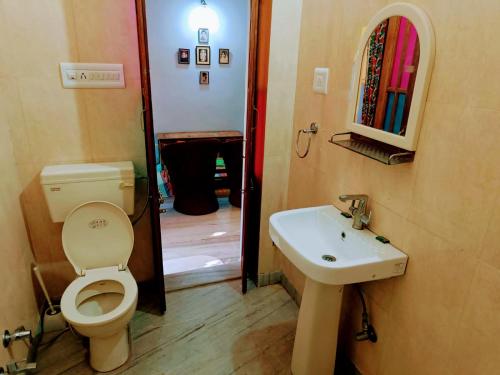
[328,132,415,165]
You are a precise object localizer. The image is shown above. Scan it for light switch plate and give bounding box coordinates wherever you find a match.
[60,63,125,89]
[313,67,329,94]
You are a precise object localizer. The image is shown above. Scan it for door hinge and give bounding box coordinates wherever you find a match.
[159,193,166,205]
[141,94,148,113]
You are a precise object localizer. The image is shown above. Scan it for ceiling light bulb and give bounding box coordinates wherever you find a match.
[189,3,220,32]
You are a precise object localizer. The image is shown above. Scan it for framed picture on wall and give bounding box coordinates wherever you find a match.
[198,28,209,43]
[219,49,230,64]
[178,48,190,64]
[199,71,209,85]
[196,46,211,65]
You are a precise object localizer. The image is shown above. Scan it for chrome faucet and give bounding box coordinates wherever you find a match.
[339,194,371,230]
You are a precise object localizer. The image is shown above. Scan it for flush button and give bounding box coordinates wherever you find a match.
[89,218,108,229]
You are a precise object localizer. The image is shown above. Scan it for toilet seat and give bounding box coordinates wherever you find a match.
[61,267,137,326]
[62,201,134,276]
[61,201,137,326]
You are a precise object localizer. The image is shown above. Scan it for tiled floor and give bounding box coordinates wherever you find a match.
[161,197,241,276]
[35,281,298,375]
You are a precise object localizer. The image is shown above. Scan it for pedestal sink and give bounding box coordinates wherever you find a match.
[269,205,408,375]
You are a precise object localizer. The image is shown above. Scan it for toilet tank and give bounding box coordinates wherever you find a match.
[41,161,135,222]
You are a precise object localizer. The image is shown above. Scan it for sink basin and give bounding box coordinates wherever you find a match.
[269,205,408,375]
[269,205,408,285]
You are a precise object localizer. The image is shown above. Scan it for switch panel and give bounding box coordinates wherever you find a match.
[313,67,329,94]
[60,63,125,89]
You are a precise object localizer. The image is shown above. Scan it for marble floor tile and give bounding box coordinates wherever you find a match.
[35,281,298,375]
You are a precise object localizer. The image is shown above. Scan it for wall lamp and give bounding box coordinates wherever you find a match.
[189,0,220,32]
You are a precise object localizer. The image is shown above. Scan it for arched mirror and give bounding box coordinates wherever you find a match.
[346,3,435,151]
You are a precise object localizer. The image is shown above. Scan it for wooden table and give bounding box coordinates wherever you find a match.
[157,130,243,141]
[157,131,244,192]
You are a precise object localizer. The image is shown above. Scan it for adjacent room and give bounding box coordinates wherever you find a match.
[145,0,250,288]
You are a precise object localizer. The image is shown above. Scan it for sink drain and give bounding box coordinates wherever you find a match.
[322,254,337,262]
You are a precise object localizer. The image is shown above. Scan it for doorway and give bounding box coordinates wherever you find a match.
[157,133,244,291]
[135,0,269,301]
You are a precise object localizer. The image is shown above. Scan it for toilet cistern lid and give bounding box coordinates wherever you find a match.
[62,201,134,275]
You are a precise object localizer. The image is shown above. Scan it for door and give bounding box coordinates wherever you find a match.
[241,0,272,292]
[135,0,166,313]
[135,0,270,297]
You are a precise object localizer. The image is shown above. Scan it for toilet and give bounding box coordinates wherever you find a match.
[40,162,138,372]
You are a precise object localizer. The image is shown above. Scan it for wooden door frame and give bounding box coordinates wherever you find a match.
[241,0,260,293]
[135,0,166,313]
[134,0,263,300]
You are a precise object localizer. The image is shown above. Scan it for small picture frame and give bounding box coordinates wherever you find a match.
[198,28,209,43]
[195,46,211,65]
[219,49,230,64]
[199,71,209,85]
[178,48,190,64]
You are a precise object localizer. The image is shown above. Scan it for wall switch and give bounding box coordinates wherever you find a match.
[313,67,329,94]
[60,63,125,89]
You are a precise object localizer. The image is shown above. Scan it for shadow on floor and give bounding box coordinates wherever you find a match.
[231,321,296,374]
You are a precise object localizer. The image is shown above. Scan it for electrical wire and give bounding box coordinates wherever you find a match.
[38,328,70,353]
[131,176,150,226]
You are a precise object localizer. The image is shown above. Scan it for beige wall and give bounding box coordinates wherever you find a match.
[0,82,39,365]
[0,0,154,298]
[263,0,500,373]
[258,0,303,277]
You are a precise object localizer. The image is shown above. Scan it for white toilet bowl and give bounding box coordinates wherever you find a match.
[59,201,138,372]
[61,267,138,371]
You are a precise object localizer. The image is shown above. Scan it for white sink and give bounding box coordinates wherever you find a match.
[269,205,408,285]
[269,205,408,375]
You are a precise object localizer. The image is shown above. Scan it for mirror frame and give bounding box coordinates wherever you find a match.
[346,3,435,151]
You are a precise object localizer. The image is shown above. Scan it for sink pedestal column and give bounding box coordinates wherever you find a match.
[291,278,344,375]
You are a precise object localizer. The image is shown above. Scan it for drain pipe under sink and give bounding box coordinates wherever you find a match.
[354,284,378,343]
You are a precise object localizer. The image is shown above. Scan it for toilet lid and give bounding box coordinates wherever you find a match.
[62,201,134,275]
